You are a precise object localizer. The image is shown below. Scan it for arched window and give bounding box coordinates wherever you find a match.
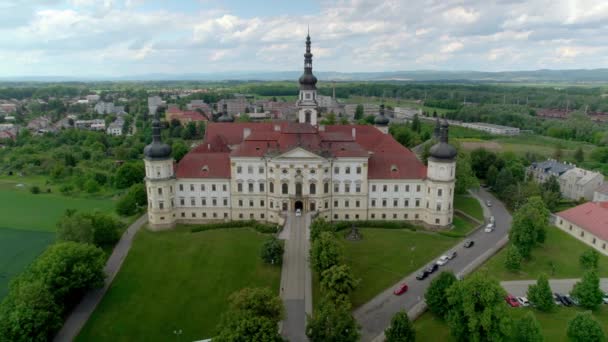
[296,183,302,196]
[282,183,288,194]
[269,182,274,193]
[324,182,329,193]
[305,111,311,123]
[310,183,316,195]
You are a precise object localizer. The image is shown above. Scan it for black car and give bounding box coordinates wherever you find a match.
[416,271,428,280]
[464,240,474,248]
[447,251,457,260]
[425,263,439,274]
[556,293,572,306]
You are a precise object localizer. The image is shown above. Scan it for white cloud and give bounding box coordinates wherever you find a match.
[440,41,464,54]
[442,7,480,24]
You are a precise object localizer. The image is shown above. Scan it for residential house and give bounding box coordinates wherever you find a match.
[555,201,608,256]
[94,101,115,115]
[165,106,208,125]
[593,183,608,202]
[107,118,124,136]
[559,167,604,201]
[527,159,574,184]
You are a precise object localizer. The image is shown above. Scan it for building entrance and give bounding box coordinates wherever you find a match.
[295,200,304,211]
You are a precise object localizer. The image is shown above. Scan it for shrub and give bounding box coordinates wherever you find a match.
[260,237,284,265]
[190,220,277,234]
[30,185,41,194]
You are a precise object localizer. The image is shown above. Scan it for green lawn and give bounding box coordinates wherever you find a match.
[340,228,459,308]
[77,227,281,342]
[479,226,608,280]
[454,194,484,221]
[0,228,54,298]
[451,214,477,236]
[0,189,115,231]
[415,306,608,341]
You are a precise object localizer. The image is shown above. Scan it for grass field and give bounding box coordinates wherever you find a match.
[0,228,54,297]
[339,228,459,308]
[415,305,608,341]
[451,215,478,236]
[478,226,608,280]
[0,189,114,231]
[454,194,484,221]
[77,227,281,342]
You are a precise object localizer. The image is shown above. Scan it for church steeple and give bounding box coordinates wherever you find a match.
[298,30,317,91]
[296,30,319,125]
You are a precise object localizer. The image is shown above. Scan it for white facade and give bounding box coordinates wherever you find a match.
[559,167,604,201]
[144,158,177,230]
[297,90,318,125]
[555,216,608,256]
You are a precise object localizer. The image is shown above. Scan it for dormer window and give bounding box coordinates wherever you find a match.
[202,165,209,172]
[391,165,398,172]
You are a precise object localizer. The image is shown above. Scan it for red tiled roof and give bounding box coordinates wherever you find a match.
[557,202,608,241]
[175,152,230,179]
[176,122,426,179]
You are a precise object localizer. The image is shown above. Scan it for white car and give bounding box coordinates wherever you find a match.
[603,293,608,304]
[489,216,495,223]
[517,297,530,307]
[436,255,450,266]
[295,209,302,217]
[484,223,494,233]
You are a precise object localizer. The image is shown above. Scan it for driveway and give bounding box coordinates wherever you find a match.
[279,213,312,342]
[355,188,512,341]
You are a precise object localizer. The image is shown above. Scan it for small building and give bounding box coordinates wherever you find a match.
[555,201,608,256]
[165,107,208,125]
[86,94,100,102]
[459,122,520,135]
[75,119,106,131]
[107,119,124,136]
[94,101,115,115]
[559,167,604,201]
[27,116,52,131]
[527,159,574,184]
[593,183,608,202]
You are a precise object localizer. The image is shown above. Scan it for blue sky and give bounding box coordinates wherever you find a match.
[1,0,608,77]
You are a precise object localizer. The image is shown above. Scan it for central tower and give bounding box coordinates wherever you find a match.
[296,31,319,125]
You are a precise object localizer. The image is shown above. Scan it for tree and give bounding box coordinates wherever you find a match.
[320,264,359,301]
[172,140,189,162]
[227,287,284,322]
[553,145,563,160]
[28,242,105,308]
[411,114,421,133]
[310,232,342,274]
[470,148,500,179]
[508,196,549,259]
[424,271,457,320]
[385,311,415,342]
[321,112,337,125]
[56,210,95,244]
[527,274,555,312]
[30,185,41,194]
[494,167,515,196]
[580,249,600,270]
[116,183,147,217]
[574,146,584,163]
[90,212,121,247]
[446,273,511,342]
[512,311,544,342]
[114,162,145,189]
[260,237,284,265]
[486,165,499,188]
[354,104,364,120]
[306,296,360,342]
[310,217,335,242]
[0,280,62,342]
[567,311,606,342]
[504,245,522,272]
[455,153,479,194]
[571,271,604,310]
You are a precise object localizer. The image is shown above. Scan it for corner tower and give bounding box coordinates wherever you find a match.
[143,115,176,230]
[296,31,319,125]
[426,120,457,227]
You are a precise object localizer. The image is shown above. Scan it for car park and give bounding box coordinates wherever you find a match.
[436,255,450,266]
[447,251,457,260]
[517,297,530,307]
[505,294,520,307]
[393,283,409,295]
[464,240,474,248]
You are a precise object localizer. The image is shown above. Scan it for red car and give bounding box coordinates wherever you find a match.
[505,294,520,307]
[393,283,409,295]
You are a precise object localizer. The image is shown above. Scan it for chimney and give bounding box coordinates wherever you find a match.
[207,143,211,150]
[274,124,281,132]
[352,127,356,139]
[243,128,251,139]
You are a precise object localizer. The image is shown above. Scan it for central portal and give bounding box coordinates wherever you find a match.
[295,200,303,211]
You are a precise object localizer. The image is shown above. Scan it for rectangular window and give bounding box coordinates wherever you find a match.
[334,183,339,193]
[158,188,162,195]
[393,199,398,207]
[438,189,443,197]
[179,184,184,191]
[250,213,254,219]
[345,183,350,193]
[382,214,386,219]
[248,183,254,192]
[346,167,351,174]
[345,214,349,219]
[212,184,216,191]
[334,214,338,219]
[345,200,349,208]
[334,167,339,174]
[224,213,228,218]
[192,212,196,218]
[324,183,329,193]
[190,198,196,206]
[270,201,274,208]
[415,199,420,207]
[238,200,243,207]
[237,166,242,174]
[159,201,164,209]
[239,213,243,218]
[259,167,264,174]
[382,199,387,207]
[249,200,254,207]
[190,184,194,191]
[393,214,397,219]
[212,199,217,206]
[261,213,265,219]
[416,185,421,192]
[181,212,185,217]
[324,201,329,209]
[238,183,243,192]
[415,214,419,219]
[372,185,377,192]
[223,199,228,206]
[180,198,185,206]
[356,200,360,208]
[356,167,361,174]
[202,198,207,206]
[383,185,387,192]
[394,185,398,192]
[405,199,409,207]
[201,184,205,191]
[334,200,338,208]
[371,214,375,219]
[372,199,376,207]
[356,184,361,193]
[436,203,442,211]
[259,183,265,192]
[222,184,227,192]
[405,185,410,192]
[261,200,265,207]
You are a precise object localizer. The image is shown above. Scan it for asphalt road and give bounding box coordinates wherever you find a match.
[279,213,312,342]
[355,188,512,342]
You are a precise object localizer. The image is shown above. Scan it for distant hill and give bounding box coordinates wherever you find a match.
[5,69,608,83]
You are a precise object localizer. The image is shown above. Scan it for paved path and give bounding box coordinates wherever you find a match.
[356,188,512,342]
[501,278,608,297]
[279,213,312,342]
[54,214,148,342]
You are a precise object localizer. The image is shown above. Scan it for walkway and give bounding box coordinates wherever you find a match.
[355,188,512,342]
[54,214,148,342]
[502,278,608,296]
[279,212,312,342]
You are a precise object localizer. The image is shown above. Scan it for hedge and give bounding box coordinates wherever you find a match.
[333,220,417,231]
[190,220,278,234]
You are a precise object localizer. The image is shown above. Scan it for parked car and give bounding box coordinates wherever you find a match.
[489,215,495,223]
[464,240,474,248]
[486,200,492,207]
[416,271,428,281]
[447,251,457,260]
[517,297,530,307]
[603,293,608,304]
[505,294,520,307]
[425,263,439,274]
[569,295,580,306]
[558,293,573,306]
[295,209,302,217]
[393,283,409,295]
[484,223,494,233]
[436,255,450,266]
[553,293,562,306]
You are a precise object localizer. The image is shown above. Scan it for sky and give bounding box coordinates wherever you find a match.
[2,0,608,77]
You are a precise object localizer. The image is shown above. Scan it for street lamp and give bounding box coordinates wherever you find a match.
[173,329,182,341]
